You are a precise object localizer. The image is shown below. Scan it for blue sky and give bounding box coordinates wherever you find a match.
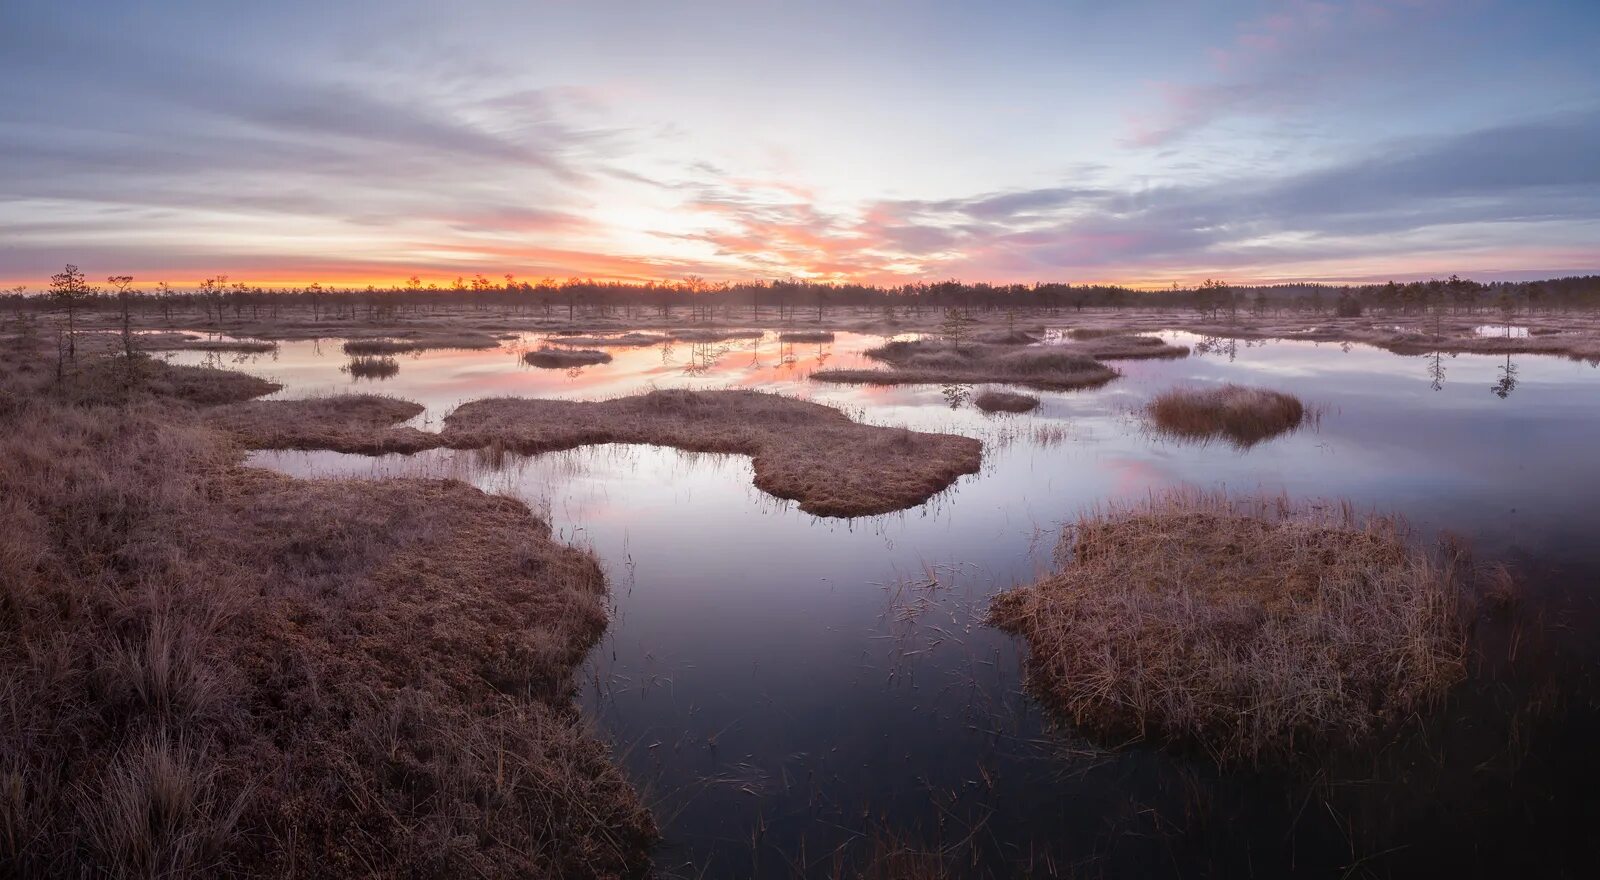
[2,0,1597,287]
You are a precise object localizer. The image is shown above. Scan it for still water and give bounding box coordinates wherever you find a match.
[167,330,1600,877]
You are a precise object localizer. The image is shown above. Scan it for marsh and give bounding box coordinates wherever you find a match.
[117,320,1600,877]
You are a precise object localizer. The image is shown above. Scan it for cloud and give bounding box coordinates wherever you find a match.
[645,107,1600,283]
[1125,0,1452,147]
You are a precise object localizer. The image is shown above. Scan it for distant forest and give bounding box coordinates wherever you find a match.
[10,267,1600,322]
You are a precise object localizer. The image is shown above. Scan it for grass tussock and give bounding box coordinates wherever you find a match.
[135,332,279,353]
[550,332,665,347]
[665,328,764,343]
[523,347,613,368]
[0,346,281,408]
[814,339,1119,391]
[1147,383,1307,448]
[991,491,1468,763]
[206,394,437,454]
[971,328,1042,345]
[1065,333,1189,359]
[973,389,1040,413]
[443,389,982,517]
[342,355,400,379]
[778,330,836,343]
[340,331,500,355]
[0,361,655,876]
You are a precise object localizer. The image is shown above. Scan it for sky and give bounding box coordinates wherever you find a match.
[2,0,1598,289]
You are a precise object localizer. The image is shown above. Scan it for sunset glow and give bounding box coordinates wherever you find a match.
[3,0,1598,289]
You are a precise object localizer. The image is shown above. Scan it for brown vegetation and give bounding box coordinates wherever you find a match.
[340,332,501,354]
[973,390,1040,413]
[207,394,438,454]
[134,332,279,353]
[991,491,1468,763]
[0,350,654,877]
[1065,333,1189,359]
[196,386,979,517]
[813,339,1119,391]
[523,347,613,368]
[1373,330,1600,361]
[972,328,1041,344]
[28,351,283,408]
[441,390,982,517]
[549,332,665,347]
[778,330,836,343]
[1146,384,1307,447]
[343,355,401,379]
[664,328,764,343]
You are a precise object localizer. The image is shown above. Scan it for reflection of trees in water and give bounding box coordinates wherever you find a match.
[1195,335,1239,361]
[683,341,735,376]
[198,349,270,370]
[941,383,969,409]
[1428,350,1448,391]
[779,341,797,367]
[1492,353,1518,399]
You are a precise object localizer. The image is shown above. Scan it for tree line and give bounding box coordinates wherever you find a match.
[8,266,1600,325]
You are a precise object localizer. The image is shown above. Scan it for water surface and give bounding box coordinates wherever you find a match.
[170,329,1600,877]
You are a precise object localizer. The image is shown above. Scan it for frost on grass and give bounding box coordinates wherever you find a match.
[206,394,437,454]
[813,340,1119,391]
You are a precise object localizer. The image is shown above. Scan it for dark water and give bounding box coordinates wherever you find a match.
[173,330,1600,877]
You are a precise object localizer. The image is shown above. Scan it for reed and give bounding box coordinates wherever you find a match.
[973,389,1040,413]
[1146,383,1306,447]
[991,490,1469,764]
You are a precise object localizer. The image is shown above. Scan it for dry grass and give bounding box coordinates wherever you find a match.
[971,328,1041,344]
[340,331,501,354]
[0,345,282,408]
[343,355,400,379]
[0,348,655,877]
[991,491,1468,764]
[1374,331,1600,361]
[134,332,279,353]
[549,332,665,347]
[814,340,1119,391]
[973,390,1040,413]
[199,387,981,517]
[1065,333,1189,359]
[665,328,764,342]
[442,389,983,517]
[1146,384,1307,448]
[523,347,613,368]
[206,394,436,454]
[778,330,836,343]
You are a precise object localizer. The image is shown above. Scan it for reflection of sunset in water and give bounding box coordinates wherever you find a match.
[163,330,919,421]
[224,325,1600,878]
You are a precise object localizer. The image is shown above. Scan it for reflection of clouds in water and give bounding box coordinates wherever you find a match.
[235,331,1600,877]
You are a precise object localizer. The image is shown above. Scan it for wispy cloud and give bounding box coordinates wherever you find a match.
[644,107,1600,284]
[2,0,1595,286]
[1125,0,1451,147]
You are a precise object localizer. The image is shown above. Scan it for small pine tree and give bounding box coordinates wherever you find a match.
[941,307,975,351]
[48,264,93,364]
[108,275,138,392]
